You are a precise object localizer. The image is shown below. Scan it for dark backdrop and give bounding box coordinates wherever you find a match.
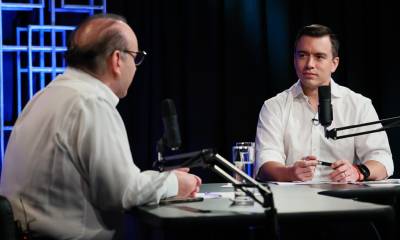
[107,0,400,182]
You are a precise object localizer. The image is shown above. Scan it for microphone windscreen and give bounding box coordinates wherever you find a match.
[162,99,177,117]
[318,85,333,127]
[318,85,331,100]
[161,99,181,150]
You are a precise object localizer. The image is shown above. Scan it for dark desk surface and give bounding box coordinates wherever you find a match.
[132,183,395,227]
[317,183,400,199]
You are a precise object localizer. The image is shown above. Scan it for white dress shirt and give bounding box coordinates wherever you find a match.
[255,80,393,181]
[0,67,178,239]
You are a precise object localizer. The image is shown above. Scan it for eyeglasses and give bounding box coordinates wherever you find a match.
[122,50,147,66]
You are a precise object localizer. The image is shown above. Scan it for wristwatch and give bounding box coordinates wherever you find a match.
[356,164,370,181]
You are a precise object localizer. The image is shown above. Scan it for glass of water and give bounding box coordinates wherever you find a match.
[231,142,255,205]
[232,142,255,181]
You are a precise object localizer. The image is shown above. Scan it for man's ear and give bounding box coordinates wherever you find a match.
[331,56,339,73]
[110,50,122,76]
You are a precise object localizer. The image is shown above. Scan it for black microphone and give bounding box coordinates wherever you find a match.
[318,85,333,127]
[161,99,181,150]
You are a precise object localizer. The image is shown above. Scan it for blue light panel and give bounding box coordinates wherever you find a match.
[0,0,107,173]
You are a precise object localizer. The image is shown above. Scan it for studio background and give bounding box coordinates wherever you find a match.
[106,0,400,182]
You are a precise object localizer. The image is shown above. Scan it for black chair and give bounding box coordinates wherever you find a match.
[0,195,18,240]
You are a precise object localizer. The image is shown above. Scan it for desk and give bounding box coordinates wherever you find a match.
[128,183,395,240]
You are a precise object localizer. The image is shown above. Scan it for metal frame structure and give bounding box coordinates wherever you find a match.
[0,0,107,170]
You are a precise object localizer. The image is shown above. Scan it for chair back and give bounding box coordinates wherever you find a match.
[0,195,18,240]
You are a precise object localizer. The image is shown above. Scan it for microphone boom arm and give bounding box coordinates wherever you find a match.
[154,149,274,208]
[154,149,279,239]
[326,116,400,139]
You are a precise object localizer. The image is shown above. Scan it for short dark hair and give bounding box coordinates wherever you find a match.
[294,24,339,58]
[65,13,129,74]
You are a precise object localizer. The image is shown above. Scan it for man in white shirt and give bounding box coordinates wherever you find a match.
[255,24,393,182]
[0,14,201,239]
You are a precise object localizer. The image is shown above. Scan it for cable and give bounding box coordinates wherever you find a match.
[369,221,382,240]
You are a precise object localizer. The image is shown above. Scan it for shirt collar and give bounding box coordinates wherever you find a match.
[291,79,343,99]
[62,67,120,107]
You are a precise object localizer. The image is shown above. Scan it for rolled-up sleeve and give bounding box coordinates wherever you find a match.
[255,100,286,177]
[355,100,394,177]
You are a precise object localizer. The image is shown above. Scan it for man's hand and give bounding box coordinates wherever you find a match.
[329,160,359,182]
[290,155,318,181]
[174,168,202,198]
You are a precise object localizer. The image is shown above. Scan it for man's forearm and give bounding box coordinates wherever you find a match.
[364,160,388,180]
[258,161,294,182]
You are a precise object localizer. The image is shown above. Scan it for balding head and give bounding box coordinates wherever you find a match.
[65,14,137,75]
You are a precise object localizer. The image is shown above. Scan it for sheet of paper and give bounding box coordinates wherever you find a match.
[196,192,234,199]
[363,179,400,184]
[269,180,351,185]
[269,179,400,186]
[221,183,233,188]
[363,178,400,187]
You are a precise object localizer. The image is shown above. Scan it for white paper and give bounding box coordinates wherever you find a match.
[196,192,234,199]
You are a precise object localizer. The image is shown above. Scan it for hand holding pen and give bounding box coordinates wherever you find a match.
[318,160,359,182]
[291,155,318,181]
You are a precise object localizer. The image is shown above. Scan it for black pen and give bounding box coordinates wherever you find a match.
[317,161,332,167]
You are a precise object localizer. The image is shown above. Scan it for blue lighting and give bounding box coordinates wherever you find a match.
[0,0,107,173]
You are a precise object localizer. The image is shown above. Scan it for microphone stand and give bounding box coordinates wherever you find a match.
[325,116,400,140]
[156,138,166,162]
[154,148,279,239]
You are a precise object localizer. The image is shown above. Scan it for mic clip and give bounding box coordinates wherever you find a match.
[324,128,337,139]
[312,118,320,126]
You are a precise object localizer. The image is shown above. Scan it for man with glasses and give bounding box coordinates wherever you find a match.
[0,13,201,239]
[123,50,147,66]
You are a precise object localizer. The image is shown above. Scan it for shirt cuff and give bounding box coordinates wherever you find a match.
[164,171,179,198]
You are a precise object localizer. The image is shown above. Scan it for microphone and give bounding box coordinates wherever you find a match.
[318,85,333,127]
[161,99,181,150]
